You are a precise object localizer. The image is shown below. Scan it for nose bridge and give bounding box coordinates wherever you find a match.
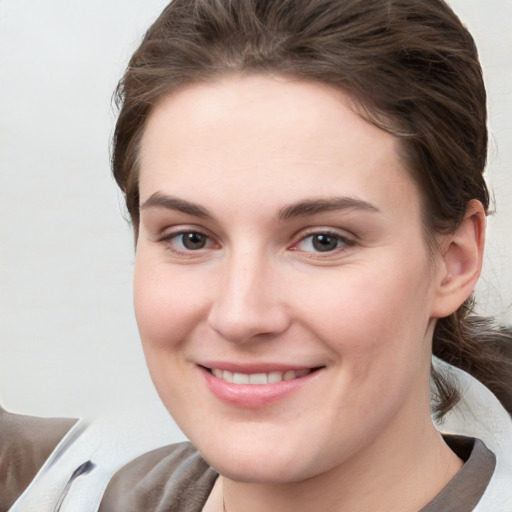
[207,244,288,343]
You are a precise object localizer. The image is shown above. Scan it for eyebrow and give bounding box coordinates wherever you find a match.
[140,192,379,221]
[277,197,380,221]
[140,192,213,219]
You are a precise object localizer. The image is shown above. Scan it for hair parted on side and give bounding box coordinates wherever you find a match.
[112,0,512,417]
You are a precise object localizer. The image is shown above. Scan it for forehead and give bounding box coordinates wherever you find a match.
[138,75,420,217]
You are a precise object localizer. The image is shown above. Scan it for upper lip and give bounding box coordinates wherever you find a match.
[198,361,323,373]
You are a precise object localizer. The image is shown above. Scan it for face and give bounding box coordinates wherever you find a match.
[135,75,442,483]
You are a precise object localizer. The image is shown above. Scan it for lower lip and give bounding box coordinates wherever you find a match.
[200,367,320,408]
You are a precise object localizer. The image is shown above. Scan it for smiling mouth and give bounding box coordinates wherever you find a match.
[205,367,321,385]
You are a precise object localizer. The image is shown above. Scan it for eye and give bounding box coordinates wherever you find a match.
[294,231,353,254]
[160,230,214,253]
[177,232,209,250]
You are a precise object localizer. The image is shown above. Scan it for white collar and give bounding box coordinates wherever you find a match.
[433,357,512,511]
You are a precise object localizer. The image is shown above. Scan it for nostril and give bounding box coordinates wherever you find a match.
[207,301,291,344]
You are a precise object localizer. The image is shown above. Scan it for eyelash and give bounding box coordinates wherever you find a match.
[292,230,355,256]
[158,229,216,256]
[157,228,355,257]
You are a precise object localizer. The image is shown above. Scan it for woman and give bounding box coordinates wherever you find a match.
[3,0,512,510]
[100,0,512,510]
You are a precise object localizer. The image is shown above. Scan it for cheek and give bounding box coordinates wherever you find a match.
[297,255,434,380]
[306,267,433,436]
[133,256,206,351]
[133,257,210,411]
[305,261,431,336]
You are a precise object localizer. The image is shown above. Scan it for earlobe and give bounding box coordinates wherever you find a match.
[431,200,486,318]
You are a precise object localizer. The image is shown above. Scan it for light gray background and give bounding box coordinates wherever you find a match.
[0,0,511,419]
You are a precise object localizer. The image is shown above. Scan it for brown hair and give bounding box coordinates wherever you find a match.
[112,0,512,417]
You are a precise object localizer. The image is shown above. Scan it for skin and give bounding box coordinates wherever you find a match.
[134,75,483,511]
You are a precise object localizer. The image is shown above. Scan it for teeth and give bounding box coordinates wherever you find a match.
[233,373,249,384]
[268,371,283,383]
[284,370,295,381]
[249,373,267,384]
[211,368,311,384]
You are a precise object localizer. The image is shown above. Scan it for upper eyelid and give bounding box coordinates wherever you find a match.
[157,229,218,257]
[289,228,357,254]
[155,225,357,248]
[157,225,212,240]
[292,226,356,243]
[156,227,217,250]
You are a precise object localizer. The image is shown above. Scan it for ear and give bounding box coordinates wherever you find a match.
[430,199,486,318]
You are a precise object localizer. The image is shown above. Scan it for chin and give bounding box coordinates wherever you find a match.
[189,429,328,484]
[205,450,312,484]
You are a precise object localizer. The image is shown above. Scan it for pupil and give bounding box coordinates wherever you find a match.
[312,234,337,252]
[183,232,206,250]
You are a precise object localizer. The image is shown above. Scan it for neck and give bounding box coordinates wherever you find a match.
[217,418,462,512]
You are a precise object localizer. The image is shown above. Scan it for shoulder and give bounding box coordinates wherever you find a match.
[99,441,217,512]
[0,406,77,511]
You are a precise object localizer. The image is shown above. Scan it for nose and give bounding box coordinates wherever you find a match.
[207,250,291,344]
